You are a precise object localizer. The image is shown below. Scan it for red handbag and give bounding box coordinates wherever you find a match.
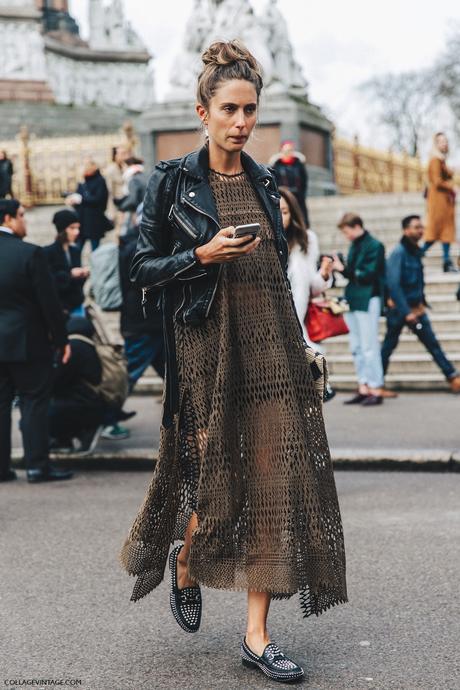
[305,299,349,343]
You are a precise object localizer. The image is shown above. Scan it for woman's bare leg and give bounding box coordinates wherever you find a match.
[176,425,207,589]
[177,512,198,589]
[245,591,271,656]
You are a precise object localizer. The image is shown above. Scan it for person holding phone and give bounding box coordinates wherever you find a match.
[121,40,347,684]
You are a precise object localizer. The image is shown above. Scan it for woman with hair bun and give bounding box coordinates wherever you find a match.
[121,39,347,684]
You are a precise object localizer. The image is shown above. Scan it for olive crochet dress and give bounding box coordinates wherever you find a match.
[120,170,347,617]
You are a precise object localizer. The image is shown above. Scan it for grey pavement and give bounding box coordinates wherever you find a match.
[12,391,460,468]
[0,471,458,690]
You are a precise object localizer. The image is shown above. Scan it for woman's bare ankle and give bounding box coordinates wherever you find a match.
[177,552,197,589]
[245,630,271,657]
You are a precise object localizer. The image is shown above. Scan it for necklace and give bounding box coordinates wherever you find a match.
[209,168,245,178]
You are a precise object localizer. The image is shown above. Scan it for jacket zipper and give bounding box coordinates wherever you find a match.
[174,284,187,320]
[141,286,151,319]
[182,197,219,228]
[181,197,222,317]
[169,204,199,240]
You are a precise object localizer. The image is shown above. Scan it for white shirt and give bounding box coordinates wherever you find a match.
[287,229,332,348]
[0,226,13,235]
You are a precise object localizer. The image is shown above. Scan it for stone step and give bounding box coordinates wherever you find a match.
[329,373,449,391]
[324,332,460,356]
[136,372,453,394]
[328,273,460,298]
[329,351,460,376]
[308,191,424,209]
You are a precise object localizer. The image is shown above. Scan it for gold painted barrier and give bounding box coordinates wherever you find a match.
[0,123,138,206]
[333,135,460,194]
[1,128,458,204]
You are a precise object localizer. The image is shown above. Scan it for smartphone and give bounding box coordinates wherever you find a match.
[233,223,261,240]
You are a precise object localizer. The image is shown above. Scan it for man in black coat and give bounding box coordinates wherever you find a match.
[0,199,73,483]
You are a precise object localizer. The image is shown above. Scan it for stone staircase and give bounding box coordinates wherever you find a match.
[308,192,460,390]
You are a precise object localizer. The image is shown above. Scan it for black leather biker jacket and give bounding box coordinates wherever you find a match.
[130,145,292,426]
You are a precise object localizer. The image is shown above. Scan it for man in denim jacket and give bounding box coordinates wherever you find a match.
[382,214,460,392]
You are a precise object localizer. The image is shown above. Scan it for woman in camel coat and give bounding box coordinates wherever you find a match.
[423,132,457,272]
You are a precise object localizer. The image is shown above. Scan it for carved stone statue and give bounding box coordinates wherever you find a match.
[263,0,308,94]
[88,0,106,50]
[169,0,215,99]
[167,0,308,101]
[212,0,274,86]
[88,0,146,52]
[0,20,47,81]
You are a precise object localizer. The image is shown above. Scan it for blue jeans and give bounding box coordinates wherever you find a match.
[344,297,384,388]
[70,304,85,317]
[124,333,165,392]
[381,309,457,380]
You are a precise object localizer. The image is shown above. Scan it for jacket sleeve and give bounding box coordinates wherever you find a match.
[428,158,455,193]
[386,248,410,317]
[130,167,208,288]
[29,247,68,348]
[348,241,385,285]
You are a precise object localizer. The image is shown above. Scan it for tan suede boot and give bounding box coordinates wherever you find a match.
[449,376,460,393]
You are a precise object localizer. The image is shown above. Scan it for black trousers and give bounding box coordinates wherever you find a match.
[381,309,457,379]
[48,398,107,439]
[0,359,53,476]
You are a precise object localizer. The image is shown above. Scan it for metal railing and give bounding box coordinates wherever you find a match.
[1,128,459,205]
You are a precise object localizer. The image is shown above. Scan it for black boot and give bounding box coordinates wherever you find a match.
[443,259,458,273]
[27,465,74,483]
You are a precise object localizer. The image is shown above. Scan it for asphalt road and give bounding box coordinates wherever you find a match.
[11,391,460,458]
[0,471,458,690]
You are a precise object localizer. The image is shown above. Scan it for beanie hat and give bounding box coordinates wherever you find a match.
[53,209,79,233]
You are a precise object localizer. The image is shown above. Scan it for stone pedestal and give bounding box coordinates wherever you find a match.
[137,92,336,196]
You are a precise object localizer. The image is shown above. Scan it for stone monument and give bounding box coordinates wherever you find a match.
[139,0,334,194]
[0,0,155,137]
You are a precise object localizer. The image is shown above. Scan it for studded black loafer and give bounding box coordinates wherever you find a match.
[241,638,304,683]
[169,544,202,633]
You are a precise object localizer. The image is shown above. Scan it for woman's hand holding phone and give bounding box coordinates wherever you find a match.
[194,226,261,265]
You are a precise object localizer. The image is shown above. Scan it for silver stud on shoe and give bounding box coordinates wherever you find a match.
[169,545,202,633]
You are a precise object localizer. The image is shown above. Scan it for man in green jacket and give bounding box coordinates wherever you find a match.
[334,213,386,406]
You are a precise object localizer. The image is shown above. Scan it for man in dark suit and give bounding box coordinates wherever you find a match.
[0,199,74,483]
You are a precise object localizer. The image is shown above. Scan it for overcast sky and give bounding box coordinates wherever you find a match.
[70,0,460,151]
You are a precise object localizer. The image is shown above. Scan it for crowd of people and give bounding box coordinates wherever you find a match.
[0,145,164,483]
[1,127,459,486]
[271,133,460,405]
